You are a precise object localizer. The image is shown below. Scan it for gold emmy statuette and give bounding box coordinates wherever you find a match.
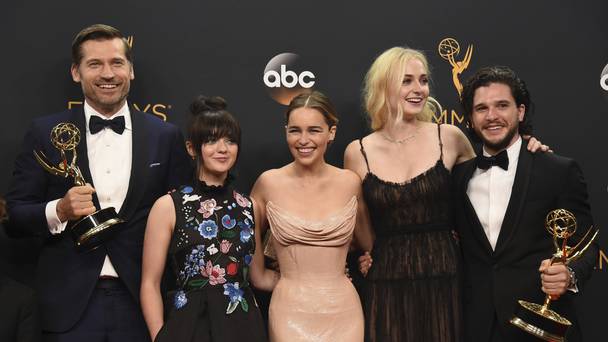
[34,123,125,251]
[438,38,473,97]
[509,209,598,341]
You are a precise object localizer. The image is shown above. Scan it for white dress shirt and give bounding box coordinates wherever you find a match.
[45,101,133,277]
[467,137,522,250]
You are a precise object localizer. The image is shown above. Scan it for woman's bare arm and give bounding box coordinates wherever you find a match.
[140,195,175,341]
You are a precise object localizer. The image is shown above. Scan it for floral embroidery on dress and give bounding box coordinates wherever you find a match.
[234,191,252,208]
[198,220,218,239]
[220,239,232,253]
[179,245,205,283]
[202,260,227,285]
[198,199,223,218]
[224,282,248,314]
[174,290,188,309]
[171,185,255,314]
[222,214,237,229]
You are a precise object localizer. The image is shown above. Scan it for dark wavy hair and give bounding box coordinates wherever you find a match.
[460,66,534,141]
[71,24,132,65]
[187,95,241,161]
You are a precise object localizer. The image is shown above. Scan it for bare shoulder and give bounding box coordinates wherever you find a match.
[344,135,374,177]
[329,166,362,194]
[439,123,466,141]
[252,168,287,198]
[344,139,362,157]
[148,193,176,230]
[152,193,174,211]
[439,124,475,166]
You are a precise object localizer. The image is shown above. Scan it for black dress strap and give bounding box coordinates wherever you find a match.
[358,138,371,172]
[436,123,444,161]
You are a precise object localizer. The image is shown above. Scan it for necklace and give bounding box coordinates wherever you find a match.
[380,127,420,144]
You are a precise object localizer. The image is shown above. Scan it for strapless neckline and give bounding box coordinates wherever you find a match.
[266,196,357,226]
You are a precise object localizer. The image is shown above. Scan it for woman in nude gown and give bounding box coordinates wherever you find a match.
[249,91,373,342]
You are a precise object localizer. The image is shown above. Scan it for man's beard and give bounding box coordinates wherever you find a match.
[481,125,519,154]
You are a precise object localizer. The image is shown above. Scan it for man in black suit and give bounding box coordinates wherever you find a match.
[1,196,41,342]
[452,66,597,342]
[6,24,191,341]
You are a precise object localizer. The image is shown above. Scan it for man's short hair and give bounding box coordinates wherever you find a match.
[71,24,132,65]
[460,66,534,140]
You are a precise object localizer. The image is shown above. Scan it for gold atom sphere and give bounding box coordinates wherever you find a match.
[50,123,81,151]
[438,38,460,60]
[545,209,577,239]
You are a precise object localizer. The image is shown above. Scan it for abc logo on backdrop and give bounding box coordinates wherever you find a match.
[601,62,608,102]
[263,53,315,105]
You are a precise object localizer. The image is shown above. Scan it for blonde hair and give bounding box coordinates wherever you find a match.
[363,47,439,130]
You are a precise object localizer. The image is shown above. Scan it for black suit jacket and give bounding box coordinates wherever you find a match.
[0,274,41,342]
[452,143,597,342]
[5,106,192,332]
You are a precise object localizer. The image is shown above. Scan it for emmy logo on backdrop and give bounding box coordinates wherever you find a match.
[510,209,598,342]
[34,123,125,251]
[126,35,134,48]
[438,38,473,97]
[435,38,474,125]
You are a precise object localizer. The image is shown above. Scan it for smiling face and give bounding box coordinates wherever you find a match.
[389,58,429,118]
[71,38,134,117]
[470,82,525,155]
[188,135,238,180]
[286,107,336,166]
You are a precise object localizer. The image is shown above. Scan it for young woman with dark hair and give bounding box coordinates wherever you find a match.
[140,96,266,342]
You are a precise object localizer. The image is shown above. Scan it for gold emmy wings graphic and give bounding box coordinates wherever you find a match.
[510,209,598,342]
[34,123,125,251]
[438,38,473,97]
[435,38,473,125]
[126,35,134,48]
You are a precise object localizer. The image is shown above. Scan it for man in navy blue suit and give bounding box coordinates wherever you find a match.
[6,24,191,341]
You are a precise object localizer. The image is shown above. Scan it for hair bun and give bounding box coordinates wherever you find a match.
[190,95,227,115]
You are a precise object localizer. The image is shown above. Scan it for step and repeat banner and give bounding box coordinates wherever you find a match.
[3,0,607,339]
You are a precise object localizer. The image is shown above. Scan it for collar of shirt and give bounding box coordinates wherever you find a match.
[481,136,522,171]
[84,101,132,134]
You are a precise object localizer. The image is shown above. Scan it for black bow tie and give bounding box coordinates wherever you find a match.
[89,115,125,135]
[476,150,509,170]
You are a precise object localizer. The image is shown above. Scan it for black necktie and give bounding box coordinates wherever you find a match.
[476,150,509,170]
[89,116,126,135]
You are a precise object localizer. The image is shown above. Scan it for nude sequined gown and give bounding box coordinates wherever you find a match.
[266,196,363,342]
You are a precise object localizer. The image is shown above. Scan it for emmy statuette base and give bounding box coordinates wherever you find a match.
[510,300,571,342]
[70,207,125,252]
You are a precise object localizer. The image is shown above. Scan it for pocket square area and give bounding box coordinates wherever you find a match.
[149,162,161,167]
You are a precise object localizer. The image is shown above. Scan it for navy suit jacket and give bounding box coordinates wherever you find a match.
[452,143,597,342]
[0,274,41,342]
[6,106,192,332]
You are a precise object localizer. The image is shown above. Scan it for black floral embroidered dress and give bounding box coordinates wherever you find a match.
[154,179,267,342]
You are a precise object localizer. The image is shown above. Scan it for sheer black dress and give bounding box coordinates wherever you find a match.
[359,124,462,342]
[155,179,267,342]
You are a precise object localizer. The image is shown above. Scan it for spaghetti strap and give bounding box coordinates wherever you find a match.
[358,138,371,172]
[437,123,444,161]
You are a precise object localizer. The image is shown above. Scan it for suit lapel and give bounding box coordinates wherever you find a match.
[118,108,148,221]
[460,159,495,256]
[493,143,533,257]
[69,108,101,208]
